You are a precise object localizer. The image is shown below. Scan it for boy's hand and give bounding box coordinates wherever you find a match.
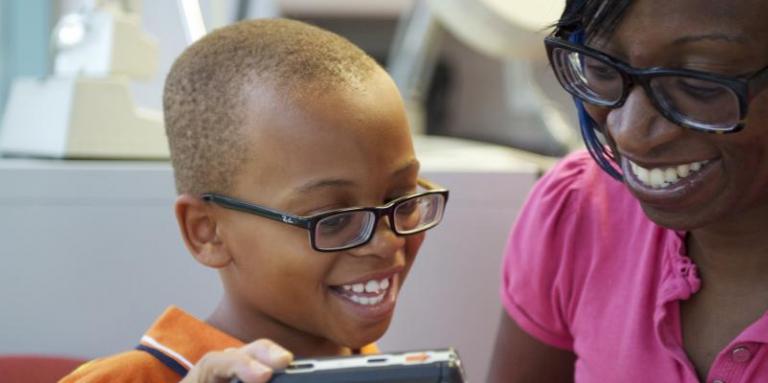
[181,339,293,383]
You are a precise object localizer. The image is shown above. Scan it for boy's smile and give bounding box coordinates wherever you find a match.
[328,266,402,319]
[207,68,424,356]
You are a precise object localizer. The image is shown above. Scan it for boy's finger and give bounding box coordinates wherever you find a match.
[232,359,274,383]
[242,339,293,368]
[187,351,273,383]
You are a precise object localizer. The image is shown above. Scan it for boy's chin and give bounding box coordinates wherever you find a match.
[334,320,391,350]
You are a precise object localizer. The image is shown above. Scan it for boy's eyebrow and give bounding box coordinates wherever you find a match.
[295,179,355,194]
[293,159,420,194]
[392,159,420,178]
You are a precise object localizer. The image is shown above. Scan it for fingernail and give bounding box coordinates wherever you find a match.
[269,347,291,362]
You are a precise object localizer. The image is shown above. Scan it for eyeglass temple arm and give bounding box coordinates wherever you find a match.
[416,178,450,204]
[201,194,312,229]
[417,178,446,191]
[574,100,624,181]
[559,29,623,181]
[748,66,768,99]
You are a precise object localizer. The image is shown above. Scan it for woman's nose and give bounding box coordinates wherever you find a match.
[605,86,685,157]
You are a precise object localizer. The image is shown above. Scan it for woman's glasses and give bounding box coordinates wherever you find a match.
[202,179,449,252]
[545,36,768,134]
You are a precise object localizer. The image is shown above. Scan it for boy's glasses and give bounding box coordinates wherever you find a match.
[201,179,449,252]
[545,36,768,134]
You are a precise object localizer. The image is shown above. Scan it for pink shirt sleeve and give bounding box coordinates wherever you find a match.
[500,152,596,351]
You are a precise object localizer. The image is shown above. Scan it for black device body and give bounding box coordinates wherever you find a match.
[231,348,466,383]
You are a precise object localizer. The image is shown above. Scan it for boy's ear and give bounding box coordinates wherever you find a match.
[174,194,232,268]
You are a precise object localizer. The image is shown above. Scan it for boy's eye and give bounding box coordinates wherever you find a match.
[317,213,354,235]
[395,198,419,215]
[304,203,347,217]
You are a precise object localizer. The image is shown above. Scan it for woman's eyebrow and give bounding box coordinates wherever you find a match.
[672,32,749,46]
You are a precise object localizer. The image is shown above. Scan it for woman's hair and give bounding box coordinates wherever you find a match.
[553,0,634,181]
[555,0,633,39]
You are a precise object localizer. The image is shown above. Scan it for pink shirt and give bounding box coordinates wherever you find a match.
[501,151,768,383]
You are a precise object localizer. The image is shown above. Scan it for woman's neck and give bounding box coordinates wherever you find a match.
[206,295,352,358]
[688,204,768,287]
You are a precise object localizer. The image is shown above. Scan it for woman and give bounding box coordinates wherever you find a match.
[489,0,768,382]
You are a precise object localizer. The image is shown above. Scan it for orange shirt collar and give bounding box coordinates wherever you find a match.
[138,305,379,370]
[138,306,242,370]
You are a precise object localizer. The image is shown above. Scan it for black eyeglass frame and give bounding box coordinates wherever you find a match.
[545,35,768,134]
[201,178,449,252]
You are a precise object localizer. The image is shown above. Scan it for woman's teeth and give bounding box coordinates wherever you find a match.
[629,160,709,189]
[339,278,391,306]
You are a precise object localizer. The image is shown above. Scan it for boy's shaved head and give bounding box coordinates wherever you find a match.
[163,18,378,195]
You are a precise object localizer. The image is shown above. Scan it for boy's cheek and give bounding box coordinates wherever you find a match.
[397,234,426,291]
[404,233,426,263]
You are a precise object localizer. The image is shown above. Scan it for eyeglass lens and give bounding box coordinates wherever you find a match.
[315,211,376,250]
[649,77,740,131]
[313,193,446,250]
[394,193,445,234]
[551,47,741,131]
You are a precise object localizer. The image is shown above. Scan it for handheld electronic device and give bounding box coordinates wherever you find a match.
[231,348,466,383]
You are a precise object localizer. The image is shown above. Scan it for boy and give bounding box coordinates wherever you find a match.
[61,19,448,383]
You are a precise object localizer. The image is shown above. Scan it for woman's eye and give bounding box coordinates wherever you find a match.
[676,78,728,101]
[579,57,619,81]
[585,62,619,81]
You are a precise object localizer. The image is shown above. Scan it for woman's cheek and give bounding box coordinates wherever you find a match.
[584,103,610,128]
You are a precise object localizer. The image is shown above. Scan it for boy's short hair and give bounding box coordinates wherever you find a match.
[163,19,379,195]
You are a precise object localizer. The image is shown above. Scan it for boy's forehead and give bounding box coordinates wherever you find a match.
[241,69,407,142]
[231,71,414,196]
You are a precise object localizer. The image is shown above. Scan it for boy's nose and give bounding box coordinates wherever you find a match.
[605,87,685,157]
[349,217,405,258]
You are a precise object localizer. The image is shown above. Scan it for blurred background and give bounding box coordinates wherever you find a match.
[0,0,578,156]
[0,1,576,382]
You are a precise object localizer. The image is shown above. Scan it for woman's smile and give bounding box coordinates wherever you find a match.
[620,154,725,211]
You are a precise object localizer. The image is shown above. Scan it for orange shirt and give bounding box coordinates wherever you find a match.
[60,306,378,382]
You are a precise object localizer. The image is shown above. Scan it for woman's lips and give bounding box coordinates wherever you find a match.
[621,156,722,209]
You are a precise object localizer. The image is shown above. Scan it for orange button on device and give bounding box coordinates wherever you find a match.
[405,353,430,363]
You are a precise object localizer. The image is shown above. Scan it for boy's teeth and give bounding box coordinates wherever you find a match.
[365,280,379,293]
[630,160,708,189]
[350,294,384,305]
[342,278,389,294]
[338,278,391,306]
